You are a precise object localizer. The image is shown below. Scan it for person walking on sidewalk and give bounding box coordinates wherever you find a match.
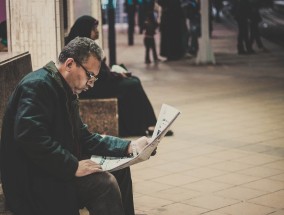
[249,1,268,52]
[0,37,152,215]
[158,0,187,61]
[234,0,254,54]
[143,11,160,64]
[124,0,136,45]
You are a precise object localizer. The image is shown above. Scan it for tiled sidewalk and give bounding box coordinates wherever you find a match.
[106,21,284,215]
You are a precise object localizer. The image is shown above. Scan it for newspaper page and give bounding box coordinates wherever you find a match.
[91,104,181,172]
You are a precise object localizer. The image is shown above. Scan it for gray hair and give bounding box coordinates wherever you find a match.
[58,37,104,64]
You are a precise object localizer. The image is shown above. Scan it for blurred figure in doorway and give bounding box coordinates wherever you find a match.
[124,0,136,45]
[213,0,223,22]
[249,0,267,52]
[0,20,7,52]
[157,0,187,61]
[234,0,254,54]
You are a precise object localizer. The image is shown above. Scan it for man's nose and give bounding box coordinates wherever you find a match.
[87,80,95,88]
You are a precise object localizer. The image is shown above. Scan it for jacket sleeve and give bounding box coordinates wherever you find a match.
[78,118,130,158]
[14,79,78,180]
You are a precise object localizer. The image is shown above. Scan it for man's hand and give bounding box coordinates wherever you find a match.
[127,136,157,156]
[75,159,103,177]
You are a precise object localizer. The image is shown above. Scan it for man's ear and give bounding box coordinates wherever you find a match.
[65,58,74,71]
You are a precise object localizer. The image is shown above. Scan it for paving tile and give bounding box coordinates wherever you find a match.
[181,167,228,179]
[269,173,284,182]
[150,173,201,186]
[133,180,173,195]
[152,161,198,173]
[132,168,172,182]
[207,149,252,160]
[201,211,229,215]
[262,160,284,171]
[262,138,284,148]
[216,202,276,215]
[181,156,224,167]
[234,154,282,165]
[237,166,284,178]
[238,143,278,153]
[268,210,284,215]
[182,145,227,157]
[248,190,284,209]
[134,195,173,212]
[182,179,233,193]
[208,160,253,172]
[215,186,267,200]
[182,195,239,210]
[211,173,260,186]
[149,203,208,215]
[243,179,284,192]
[148,187,202,202]
[265,148,284,158]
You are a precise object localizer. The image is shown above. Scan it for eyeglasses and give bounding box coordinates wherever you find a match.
[73,59,98,82]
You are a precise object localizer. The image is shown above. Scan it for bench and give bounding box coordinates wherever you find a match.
[79,98,119,136]
[0,52,32,215]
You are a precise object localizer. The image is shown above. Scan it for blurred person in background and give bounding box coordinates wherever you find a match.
[233,0,254,54]
[213,0,223,22]
[143,11,160,64]
[124,0,136,45]
[0,20,7,51]
[158,0,187,61]
[249,0,268,52]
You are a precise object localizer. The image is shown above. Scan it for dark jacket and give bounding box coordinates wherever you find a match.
[0,61,130,215]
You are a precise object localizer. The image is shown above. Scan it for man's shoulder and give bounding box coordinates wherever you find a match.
[20,68,51,85]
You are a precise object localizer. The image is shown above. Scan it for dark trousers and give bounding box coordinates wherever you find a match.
[127,7,136,45]
[75,167,135,215]
[144,37,158,62]
[237,19,252,52]
[250,21,263,49]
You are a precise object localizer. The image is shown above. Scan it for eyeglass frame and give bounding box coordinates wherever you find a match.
[73,58,98,82]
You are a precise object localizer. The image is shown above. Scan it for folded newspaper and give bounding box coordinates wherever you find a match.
[91,104,181,172]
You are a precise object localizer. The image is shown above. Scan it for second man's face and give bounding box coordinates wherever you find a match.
[91,27,99,40]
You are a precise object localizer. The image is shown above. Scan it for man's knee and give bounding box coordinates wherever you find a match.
[100,172,120,191]
[79,173,125,215]
[76,172,122,203]
[90,172,120,195]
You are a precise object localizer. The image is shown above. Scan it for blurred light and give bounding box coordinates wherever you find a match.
[262,23,269,28]
[101,0,117,9]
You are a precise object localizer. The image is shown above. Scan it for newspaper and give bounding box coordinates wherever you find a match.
[91,104,181,172]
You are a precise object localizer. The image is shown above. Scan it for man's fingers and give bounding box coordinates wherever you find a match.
[151,147,157,156]
[76,160,103,177]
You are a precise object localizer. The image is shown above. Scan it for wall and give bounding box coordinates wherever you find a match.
[8,0,63,70]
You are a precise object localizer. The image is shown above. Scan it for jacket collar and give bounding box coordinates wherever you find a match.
[43,61,75,99]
